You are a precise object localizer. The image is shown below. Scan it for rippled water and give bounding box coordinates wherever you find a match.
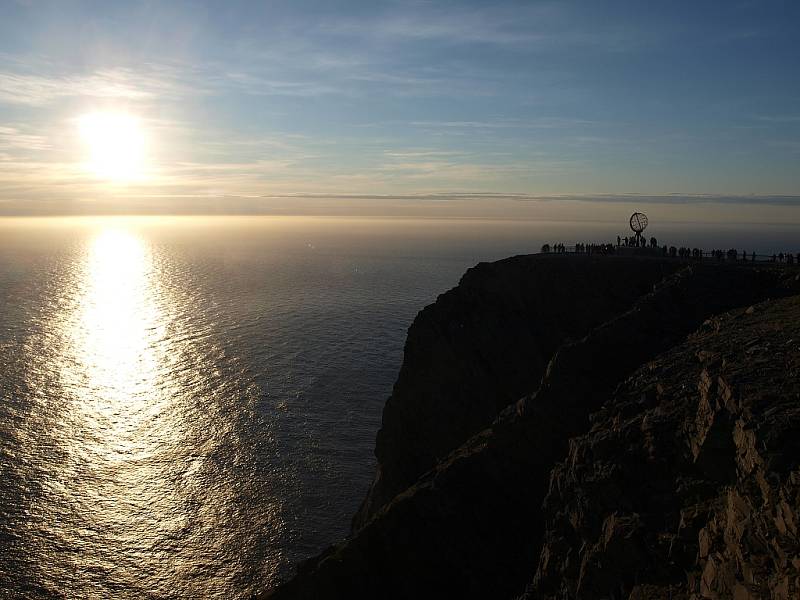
[0,215,797,598]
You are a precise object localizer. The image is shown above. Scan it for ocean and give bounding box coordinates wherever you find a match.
[0,215,797,598]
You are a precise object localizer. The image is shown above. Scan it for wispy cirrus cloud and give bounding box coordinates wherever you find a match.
[218,71,351,98]
[0,4,639,109]
[408,117,601,130]
[382,150,467,159]
[514,193,800,210]
[0,55,209,107]
[0,125,50,151]
[0,69,153,106]
[320,4,644,51]
[377,158,575,182]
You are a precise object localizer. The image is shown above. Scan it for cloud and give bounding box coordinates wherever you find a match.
[0,125,50,151]
[0,69,149,106]
[321,4,641,51]
[0,58,208,106]
[408,117,600,130]
[382,150,466,159]
[200,4,645,101]
[516,193,800,207]
[218,71,351,98]
[0,4,639,108]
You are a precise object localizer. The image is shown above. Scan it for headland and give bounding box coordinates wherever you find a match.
[263,252,800,600]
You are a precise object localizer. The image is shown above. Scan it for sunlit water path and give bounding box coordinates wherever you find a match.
[1,216,798,598]
[2,225,285,597]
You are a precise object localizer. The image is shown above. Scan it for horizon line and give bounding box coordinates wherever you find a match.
[2,191,800,219]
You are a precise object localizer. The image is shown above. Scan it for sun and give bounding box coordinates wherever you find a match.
[78,112,147,182]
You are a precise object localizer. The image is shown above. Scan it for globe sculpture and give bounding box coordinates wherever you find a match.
[629,212,648,245]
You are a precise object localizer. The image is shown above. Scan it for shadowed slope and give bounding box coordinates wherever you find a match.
[267,262,795,600]
[355,254,683,528]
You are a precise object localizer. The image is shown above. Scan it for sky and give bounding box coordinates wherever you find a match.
[0,0,799,216]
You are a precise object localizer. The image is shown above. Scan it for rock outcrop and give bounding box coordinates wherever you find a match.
[528,294,800,599]
[355,255,683,527]
[265,257,799,600]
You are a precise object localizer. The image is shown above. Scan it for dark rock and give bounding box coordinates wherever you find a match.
[264,260,796,600]
[529,295,800,599]
[355,255,684,528]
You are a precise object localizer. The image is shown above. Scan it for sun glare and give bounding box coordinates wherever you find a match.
[78,112,147,182]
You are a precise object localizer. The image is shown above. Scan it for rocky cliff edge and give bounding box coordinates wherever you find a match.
[263,256,800,600]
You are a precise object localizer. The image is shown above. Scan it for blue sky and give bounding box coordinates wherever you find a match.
[0,0,798,214]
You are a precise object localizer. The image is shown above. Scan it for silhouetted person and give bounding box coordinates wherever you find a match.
[752,251,756,262]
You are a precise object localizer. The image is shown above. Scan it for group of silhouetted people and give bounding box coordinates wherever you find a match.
[575,242,615,255]
[541,243,568,254]
[706,249,795,263]
[772,252,796,264]
[616,235,659,249]
[706,249,752,262]
[541,242,617,255]
[662,247,799,263]
[665,246,703,259]
[541,240,797,265]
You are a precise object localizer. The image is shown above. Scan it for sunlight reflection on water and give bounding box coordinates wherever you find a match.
[5,226,285,598]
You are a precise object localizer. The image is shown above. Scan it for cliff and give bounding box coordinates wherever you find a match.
[355,254,684,527]
[529,294,800,599]
[264,255,800,600]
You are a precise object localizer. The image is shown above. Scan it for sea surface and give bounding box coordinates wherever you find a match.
[0,215,797,598]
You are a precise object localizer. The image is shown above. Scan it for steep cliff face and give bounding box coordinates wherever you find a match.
[529,294,800,600]
[355,254,683,527]
[265,260,798,600]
